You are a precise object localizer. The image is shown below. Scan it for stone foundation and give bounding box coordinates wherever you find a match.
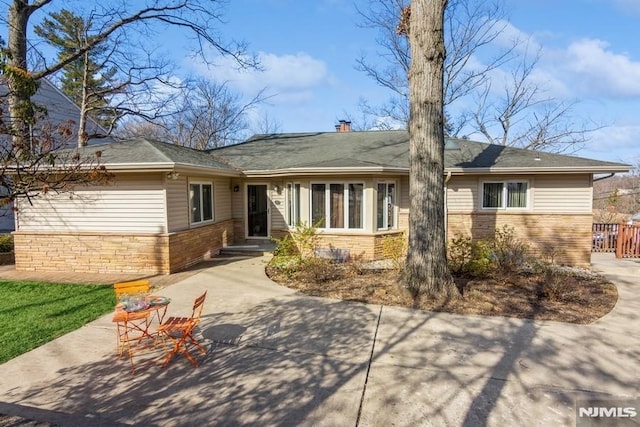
[14,219,234,275]
[447,212,592,267]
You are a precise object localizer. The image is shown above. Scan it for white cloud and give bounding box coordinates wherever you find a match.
[587,125,640,160]
[192,51,330,104]
[559,38,640,98]
[612,0,640,15]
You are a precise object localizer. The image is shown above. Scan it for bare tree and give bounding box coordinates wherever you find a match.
[356,0,515,133]
[402,1,457,297]
[116,79,267,149]
[252,112,282,135]
[470,48,602,153]
[0,92,112,209]
[4,0,256,150]
[355,0,594,153]
[113,120,169,141]
[34,9,183,147]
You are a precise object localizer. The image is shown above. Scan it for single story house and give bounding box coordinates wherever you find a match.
[13,127,630,274]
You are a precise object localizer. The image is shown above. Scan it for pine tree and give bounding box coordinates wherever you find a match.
[34,9,117,145]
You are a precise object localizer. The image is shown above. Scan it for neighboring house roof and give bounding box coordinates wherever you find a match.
[210,130,630,176]
[1,78,108,146]
[33,79,108,144]
[82,138,240,175]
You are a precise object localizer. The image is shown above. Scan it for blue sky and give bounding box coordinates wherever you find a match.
[3,0,637,164]
[181,0,640,165]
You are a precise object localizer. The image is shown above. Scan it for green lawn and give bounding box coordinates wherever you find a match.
[0,280,116,364]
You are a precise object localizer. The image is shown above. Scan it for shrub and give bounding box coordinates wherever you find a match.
[489,225,529,272]
[272,235,299,257]
[296,257,343,283]
[540,269,571,301]
[0,234,13,253]
[540,245,566,265]
[447,234,494,278]
[380,233,407,271]
[290,222,320,259]
[267,255,302,279]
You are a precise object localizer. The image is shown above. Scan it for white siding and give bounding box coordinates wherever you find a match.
[533,174,592,213]
[166,175,189,232]
[17,174,166,233]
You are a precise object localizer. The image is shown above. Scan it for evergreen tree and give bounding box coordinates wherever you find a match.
[34,9,117,143]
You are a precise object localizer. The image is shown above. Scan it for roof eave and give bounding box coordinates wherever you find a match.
[103,162,242,176]
[445,166,631,175]
[241,166,410,177]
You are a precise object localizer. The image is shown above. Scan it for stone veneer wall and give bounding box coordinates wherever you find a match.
[168,220,233,273]
[447,212,592,267]
[14,219,234,275]
[14,232,169,275]
[298,231,405,260]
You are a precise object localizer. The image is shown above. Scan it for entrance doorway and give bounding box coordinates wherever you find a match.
[247,184,269,238]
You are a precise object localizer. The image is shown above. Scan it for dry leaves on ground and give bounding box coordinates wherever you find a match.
[266,265,617,324]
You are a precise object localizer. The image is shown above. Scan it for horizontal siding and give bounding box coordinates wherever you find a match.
[446,174,593,213]
[447,176,478,212]
[214,178,232,221]
[533,174,592,213]
[17,174,166,233]
[269,180,287,232]
[166,176,188,232]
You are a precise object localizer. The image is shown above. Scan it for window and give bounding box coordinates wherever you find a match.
[482,181,528,209]
[190,183,214,224]
[377,182,396,230]
[311,182,364,230]
[286,183,301,227]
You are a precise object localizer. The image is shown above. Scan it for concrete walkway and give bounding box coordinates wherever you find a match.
[0,253,638,426]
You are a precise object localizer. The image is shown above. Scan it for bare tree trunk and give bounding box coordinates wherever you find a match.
[77,50,90,148]
[7,1,34,151]
[404,0,457,298]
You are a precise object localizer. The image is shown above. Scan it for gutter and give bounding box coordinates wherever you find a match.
[593,173,616,182]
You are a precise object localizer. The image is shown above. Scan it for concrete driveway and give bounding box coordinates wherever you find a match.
[0,253,638,426]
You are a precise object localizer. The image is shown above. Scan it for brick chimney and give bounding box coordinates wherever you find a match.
[335,120,352,132]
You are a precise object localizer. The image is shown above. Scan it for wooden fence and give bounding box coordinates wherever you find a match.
[616,223,640,259]
[592,223,618,253]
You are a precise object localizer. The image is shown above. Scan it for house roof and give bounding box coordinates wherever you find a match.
[210,130,630,175]
[81,138,240,175]
[1,78,108,146]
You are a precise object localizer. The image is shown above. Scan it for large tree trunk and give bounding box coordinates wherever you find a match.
[7,1,34,151]
[404,0,457,298]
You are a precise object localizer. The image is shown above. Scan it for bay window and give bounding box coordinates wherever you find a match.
[377,182,396,230]
[311,182,364,230]
[286,183,301,227]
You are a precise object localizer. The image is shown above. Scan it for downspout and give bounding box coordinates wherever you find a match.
[444,170,452,238]
[593,173,615,182]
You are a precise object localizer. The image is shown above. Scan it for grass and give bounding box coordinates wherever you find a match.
[0,280,116,364]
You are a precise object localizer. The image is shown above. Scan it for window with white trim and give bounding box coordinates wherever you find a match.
[286,182,301,227]
[377,182,397,230]
[190,182,214,224]
[482,181,528,209]
[310,182,364,229]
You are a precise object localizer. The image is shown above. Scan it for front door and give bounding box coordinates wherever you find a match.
[247,184,269,238]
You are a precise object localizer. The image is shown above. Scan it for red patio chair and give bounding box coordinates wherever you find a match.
[158,291,208,367]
